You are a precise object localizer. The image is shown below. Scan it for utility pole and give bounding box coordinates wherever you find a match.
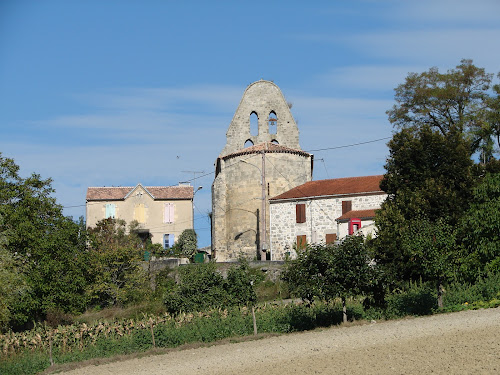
[261,150,267,261]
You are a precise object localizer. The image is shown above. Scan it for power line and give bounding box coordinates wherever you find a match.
[305,136,391,153]
[62,136,390,209]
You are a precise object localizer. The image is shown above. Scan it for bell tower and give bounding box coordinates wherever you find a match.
[212,80,313,261]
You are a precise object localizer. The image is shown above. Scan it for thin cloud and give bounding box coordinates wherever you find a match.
[350,29,500,67]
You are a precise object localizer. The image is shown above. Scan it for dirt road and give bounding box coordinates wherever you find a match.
[62,307,499,374]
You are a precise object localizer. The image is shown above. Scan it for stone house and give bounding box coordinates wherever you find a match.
[212,80,313,262]
[268,175,386,260]
[86,183,194,249]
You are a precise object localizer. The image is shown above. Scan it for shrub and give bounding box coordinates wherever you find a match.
[443,272,500,307]
[385,282,437,318]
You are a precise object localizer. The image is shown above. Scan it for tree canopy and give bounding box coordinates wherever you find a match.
[0,153,89,328]
[458,172,500,280]
[375,60,500,292]
[283,236,377,322]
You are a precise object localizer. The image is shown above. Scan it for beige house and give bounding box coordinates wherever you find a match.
[86,183,194,249]
[269,175,386,259]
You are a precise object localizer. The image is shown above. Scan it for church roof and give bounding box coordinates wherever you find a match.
[270,175,384,201]
[86,185,193,201]
[222,142,311,160]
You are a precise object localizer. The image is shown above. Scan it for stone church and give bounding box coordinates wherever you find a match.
[211,80,313,261]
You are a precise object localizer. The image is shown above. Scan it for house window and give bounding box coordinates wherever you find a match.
[342,200,352,215]
[296,203,306,223]
[296,235,307,250]
[326,233,337,244]
[164,234,175,249]
[163,203,175,223]
[105,203,116,219]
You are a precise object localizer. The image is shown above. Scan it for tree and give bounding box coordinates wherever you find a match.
[458,172,500,281]
[0,215,28,331]
[86,218,149,308]
[164,261,258,314]
[380,125,475,225]
[374,127,473,300]
[176,229,198,260]
[399,218,457,308]
[387,60,493,146]
[225,259,258,307]
[283,236,376,323]
[282,243,331,304]
[374,60,499,298]
[0,153,89,327]
[326,235,378,322]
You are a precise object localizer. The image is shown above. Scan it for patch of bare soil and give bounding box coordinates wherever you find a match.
[59,307,500,375]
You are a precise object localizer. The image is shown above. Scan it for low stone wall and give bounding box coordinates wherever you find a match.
[143,258,285,284]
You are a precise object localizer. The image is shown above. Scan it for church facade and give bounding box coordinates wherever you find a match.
[211,80,313,261]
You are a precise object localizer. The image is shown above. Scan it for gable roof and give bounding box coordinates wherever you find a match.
[270,175,384,201]
[336,209,378,221]
[222,142,311,160]
[86,185,193,201]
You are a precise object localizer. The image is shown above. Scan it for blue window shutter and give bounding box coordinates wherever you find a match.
[105,204,116,219]
[169,234,175,247]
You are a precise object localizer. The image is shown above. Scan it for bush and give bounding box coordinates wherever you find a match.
[164,261,258,314]
[443,272,500,308]
[164,263,229,313]
[385,282,437,318]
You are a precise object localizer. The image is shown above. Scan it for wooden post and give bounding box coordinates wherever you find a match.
[149,321,156,348]
[252,306,258,335]
[49,336,54,366]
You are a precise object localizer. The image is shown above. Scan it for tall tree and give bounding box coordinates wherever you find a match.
[380,125,474,225]
[387,59,492,138]
[458,172,500,281]
[374,62,487,291]
[0,153,89,327]
[0,215,27,331]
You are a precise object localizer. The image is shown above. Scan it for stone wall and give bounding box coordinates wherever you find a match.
[221,80,300,156]
[212,80,312,262]
[270,193,387,260]
[212,151,312,261]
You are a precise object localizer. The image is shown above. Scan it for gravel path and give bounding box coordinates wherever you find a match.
[62,307,500,374]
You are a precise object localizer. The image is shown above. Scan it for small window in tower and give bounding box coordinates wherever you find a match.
[250,112,258,136]
[268,111,277,135]
[244,139,254,148]
[271,139,279,144]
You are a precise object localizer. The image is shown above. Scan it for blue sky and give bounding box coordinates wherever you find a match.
[1,0,499,247]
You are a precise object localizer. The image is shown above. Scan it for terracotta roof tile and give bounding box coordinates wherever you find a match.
[270,175,384,200]
[86,185,193,201]
[337,209,378,221]
[222,142,311,160]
